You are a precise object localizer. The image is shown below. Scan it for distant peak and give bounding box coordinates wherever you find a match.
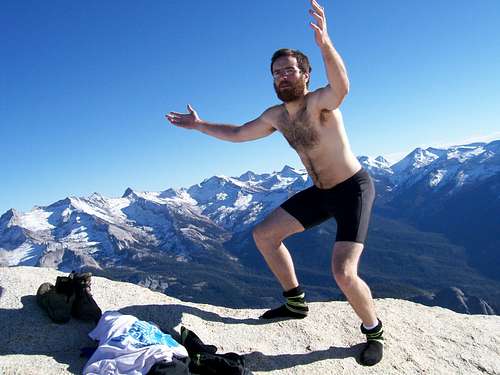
[159,188,181,198]
[358,155,390,166]
[46,197,72,209]
[122,187,135,198]
[241,170,256,176]
[412,147,425,154]
[0,208,19,223]
[278,165,302,177]
[204,175,227,183]
[6,208,18,215]
[88,192,105,202]
[239,170,258,181]
[281,165,295,172]
[357,156,394,174]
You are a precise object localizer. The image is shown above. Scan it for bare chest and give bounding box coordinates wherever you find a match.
[277,107,328,151]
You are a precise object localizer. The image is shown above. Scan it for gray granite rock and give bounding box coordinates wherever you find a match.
[1,266,499,374]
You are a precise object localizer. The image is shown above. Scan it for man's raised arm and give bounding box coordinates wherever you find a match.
[166,105,276,143]
[309,0,350,110]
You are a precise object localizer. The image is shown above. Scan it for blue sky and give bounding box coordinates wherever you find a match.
[1,0,499,214]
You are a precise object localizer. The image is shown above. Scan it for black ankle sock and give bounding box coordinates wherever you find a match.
[359,319,384,366]
[283,286,303,298]
[260,286,309,320]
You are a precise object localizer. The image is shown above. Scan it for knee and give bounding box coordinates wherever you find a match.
[252,224,279,248]
[252,223,263,242]
[333,266,357,290]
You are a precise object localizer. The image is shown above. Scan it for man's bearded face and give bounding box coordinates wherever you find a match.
[272,56,308,103]
[274,78,307,103]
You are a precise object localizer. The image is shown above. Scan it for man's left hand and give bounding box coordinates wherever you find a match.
[309,0,331,48]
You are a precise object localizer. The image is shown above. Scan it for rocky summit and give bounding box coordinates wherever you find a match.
[1,266,499,374]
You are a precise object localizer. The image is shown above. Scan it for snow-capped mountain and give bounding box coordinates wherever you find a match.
[0,165,310,270]
[186,165,310,230]
[1,140,499,313]
[358,155,393,176]
[362,140,500,195]
[1,141,498,270]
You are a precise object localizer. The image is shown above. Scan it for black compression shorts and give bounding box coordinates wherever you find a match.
[280,168,375,244]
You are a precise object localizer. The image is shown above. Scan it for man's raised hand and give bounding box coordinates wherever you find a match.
[309,0,331,48]
[166,104,201,130]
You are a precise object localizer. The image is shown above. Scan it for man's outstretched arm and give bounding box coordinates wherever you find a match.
[166,105,276,143]
[309,0,350,110]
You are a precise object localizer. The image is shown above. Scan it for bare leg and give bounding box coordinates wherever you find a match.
[332,241,377,326]
[253,208,309,319]
[333,242,384,366]
[252,208,304,291]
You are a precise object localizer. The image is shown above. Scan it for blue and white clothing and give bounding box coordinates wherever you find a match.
[83,311,188,375]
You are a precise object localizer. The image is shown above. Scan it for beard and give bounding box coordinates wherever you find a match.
[274,79,307,103]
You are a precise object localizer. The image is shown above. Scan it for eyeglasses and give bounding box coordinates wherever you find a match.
[272,66,301,80]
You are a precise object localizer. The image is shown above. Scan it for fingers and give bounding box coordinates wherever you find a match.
[165,104,197,127]
[309,9,324,29]
[309,0,326,34]
[166,113,181,120]
[165,112,188,125]
[310,0,325,16]
[167,113,187,120]
[165,113,179,124]
[309,22,321,32]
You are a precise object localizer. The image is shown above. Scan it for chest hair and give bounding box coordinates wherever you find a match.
[279,107,321,150]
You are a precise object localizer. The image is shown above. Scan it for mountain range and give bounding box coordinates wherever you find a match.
[1,140,499,314]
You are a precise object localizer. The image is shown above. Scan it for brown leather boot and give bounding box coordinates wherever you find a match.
[36,282,74,324]
[70,271,102,324]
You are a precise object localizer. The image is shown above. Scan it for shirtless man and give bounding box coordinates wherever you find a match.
[166,0,383,366]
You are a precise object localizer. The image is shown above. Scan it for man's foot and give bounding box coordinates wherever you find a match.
[70,271,102,324]
[260,304,308,319]
[260,286,309,320]
[359,319,384,366]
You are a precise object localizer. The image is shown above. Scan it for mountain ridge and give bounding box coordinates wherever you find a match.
[1,140,499,314]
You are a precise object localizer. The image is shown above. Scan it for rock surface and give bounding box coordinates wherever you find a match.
[1,266,499,374]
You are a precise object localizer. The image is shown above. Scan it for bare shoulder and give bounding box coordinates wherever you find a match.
[305,90,343,124]
[305,86,329,108]
[261,104,284,128]
[306,84,345,112]
[263,104,283,118]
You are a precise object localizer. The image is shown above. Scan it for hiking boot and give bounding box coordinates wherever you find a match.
[36,282,74,324]
[181,326,218,356]
[70,271,102,324]
[55,275,75,299]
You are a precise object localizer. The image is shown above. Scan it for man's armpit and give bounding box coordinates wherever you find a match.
[311,85,342,111]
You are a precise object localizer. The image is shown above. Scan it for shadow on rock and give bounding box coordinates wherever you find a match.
[245,344,364,371]
[1,298,363,374]
[119,303,281,333]
[0,295,95,374]
[119,304,364,372]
